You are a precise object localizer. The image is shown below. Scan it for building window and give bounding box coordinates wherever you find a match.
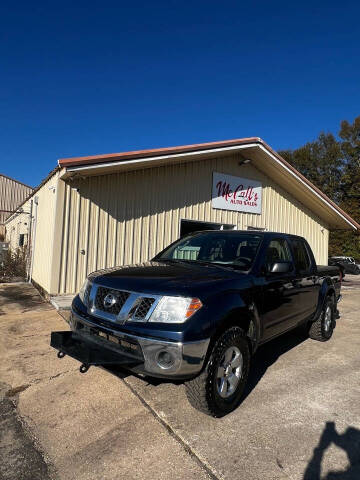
[19,234,25,247]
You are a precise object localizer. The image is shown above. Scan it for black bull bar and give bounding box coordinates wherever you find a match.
[50,331,142,373]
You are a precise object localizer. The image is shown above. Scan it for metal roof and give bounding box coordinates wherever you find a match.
[58,137,360,232]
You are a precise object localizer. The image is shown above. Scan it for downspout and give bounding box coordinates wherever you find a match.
[28,196,38,283]
[26,199,33,280]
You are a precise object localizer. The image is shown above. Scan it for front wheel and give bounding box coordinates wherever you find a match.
[309,296,335,341]
[185,327,250,417]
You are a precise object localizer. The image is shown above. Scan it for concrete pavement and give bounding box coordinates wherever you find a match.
[1,278,360,480]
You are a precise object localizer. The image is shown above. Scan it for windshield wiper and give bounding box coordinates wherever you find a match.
[160,258,195,265]
[196,260,247,271]
[158,258,247,271]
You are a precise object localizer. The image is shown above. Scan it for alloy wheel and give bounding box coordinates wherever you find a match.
[216,346,243,398]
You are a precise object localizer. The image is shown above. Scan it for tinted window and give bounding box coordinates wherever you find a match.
[156,232,263,270]
[265,239,292,271]
[291,239,311,273]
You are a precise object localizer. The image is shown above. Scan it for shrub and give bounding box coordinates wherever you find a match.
[0,248,28,279]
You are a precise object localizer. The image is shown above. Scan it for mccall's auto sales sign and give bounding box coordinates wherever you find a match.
[212,172,262,214]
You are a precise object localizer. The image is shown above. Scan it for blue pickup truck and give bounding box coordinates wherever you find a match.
[51,230,341,417]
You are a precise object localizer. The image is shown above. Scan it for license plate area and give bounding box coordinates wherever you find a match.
[92,329,141,356]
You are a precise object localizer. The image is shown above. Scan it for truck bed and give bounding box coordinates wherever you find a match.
[317,265,341,300]
[317,265,340,277]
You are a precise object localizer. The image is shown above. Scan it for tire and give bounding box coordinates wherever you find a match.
[335,264,344,281]
[309,296,335,342]
[185,326,250,417]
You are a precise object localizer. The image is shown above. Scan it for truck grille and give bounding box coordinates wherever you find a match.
[84,282,92,306]
[91,285,159,322]
[132,297,155,320]
[94,287,130,315]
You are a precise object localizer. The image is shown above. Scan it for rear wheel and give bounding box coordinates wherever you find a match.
[309,296,335,341]
[185,327,250,417]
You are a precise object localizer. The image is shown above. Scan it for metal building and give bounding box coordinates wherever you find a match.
[5,137,360,296]
[0,174,33,240]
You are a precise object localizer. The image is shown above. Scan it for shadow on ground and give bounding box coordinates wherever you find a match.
[304,421,360,479]
[105,328,308,397]
[243,328,307,400]
[0,283,50,315]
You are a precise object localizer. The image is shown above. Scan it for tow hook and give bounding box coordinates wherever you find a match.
[79,363,90,374]
[57,351,65,359]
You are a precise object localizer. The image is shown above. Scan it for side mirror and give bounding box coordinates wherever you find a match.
[270,261,292,274]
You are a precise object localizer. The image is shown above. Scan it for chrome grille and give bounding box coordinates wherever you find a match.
[84,282,92,306]
[133,297,155,320]
[94,287,130,315]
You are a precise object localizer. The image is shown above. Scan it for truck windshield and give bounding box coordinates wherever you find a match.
[156,232,263,270]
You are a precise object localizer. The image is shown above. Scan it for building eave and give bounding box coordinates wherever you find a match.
[58,138,359,232]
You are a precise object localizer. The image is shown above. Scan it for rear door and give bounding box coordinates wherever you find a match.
[259,237,299,340]
[289,237,320,321]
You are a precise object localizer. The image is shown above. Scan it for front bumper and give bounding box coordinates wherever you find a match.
[58,310,210,379]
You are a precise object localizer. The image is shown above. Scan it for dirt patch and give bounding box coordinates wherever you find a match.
[0,276,25,283]
[0,283,51,315]
[6,384,31,397]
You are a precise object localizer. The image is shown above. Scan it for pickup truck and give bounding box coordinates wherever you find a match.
[329,256,360,277]
[51,231,341,417]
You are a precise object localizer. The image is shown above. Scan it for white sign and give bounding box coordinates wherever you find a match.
[212,172,262,214]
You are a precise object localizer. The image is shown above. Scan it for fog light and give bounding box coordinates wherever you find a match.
[156,350,175,369]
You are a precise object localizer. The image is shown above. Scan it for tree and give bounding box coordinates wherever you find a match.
[280,133,343,202]
[331,118,360,258]
[278,117,360,261]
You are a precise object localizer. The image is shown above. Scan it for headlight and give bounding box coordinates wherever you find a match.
[79,279,92,306]
[149,296,203,323]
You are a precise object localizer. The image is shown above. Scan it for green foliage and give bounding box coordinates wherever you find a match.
[0,248,27,279]
[280,133,343,202]
[279,116,360,261]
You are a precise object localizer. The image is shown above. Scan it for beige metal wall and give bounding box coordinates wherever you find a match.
[30,172,60,291]
[5,203,31,250]
[0,174,33,237]
[5,172,60,293]
[57,153,329,294]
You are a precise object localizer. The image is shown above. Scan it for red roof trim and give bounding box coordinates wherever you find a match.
[58,137,359,231]
[58,137,260,168]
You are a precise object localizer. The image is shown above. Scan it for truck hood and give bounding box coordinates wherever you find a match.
[89,260,248,296]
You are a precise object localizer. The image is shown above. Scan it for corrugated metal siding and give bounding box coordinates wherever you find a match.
[0,175,33,237]
[58,153,329,294]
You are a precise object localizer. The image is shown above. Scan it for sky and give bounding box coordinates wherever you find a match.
[1,1,359,188]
